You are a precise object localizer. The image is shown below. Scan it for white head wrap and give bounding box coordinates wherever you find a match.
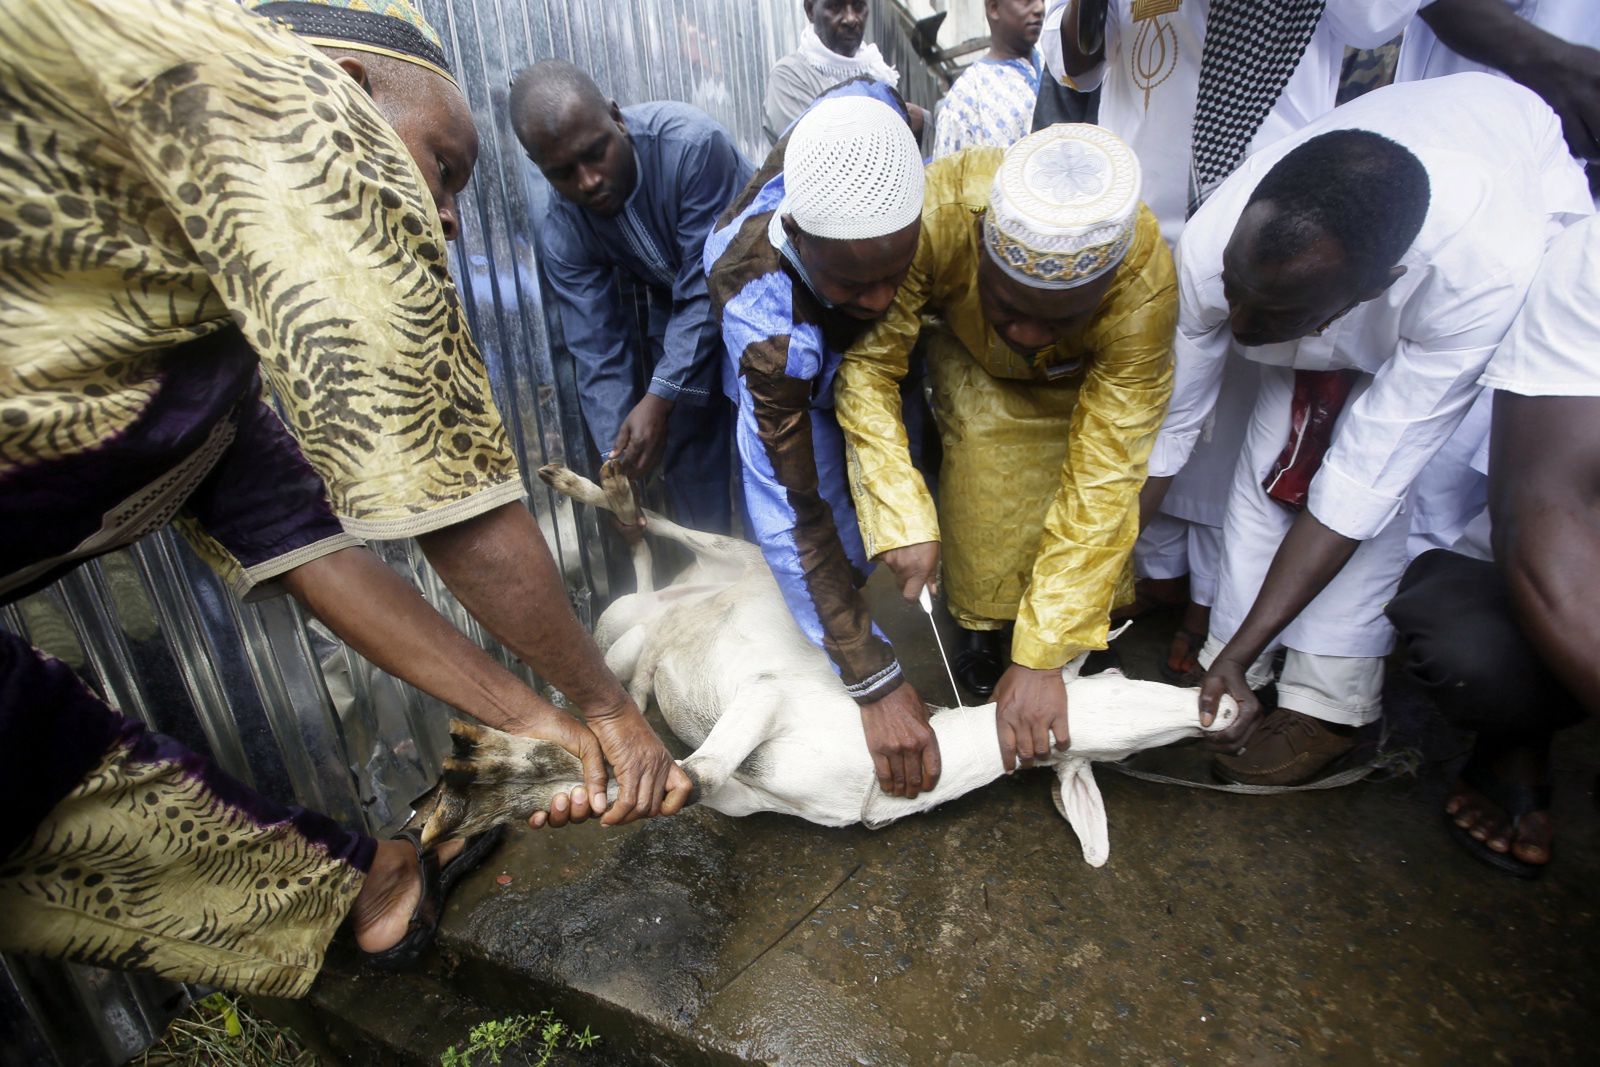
[985,123,1142,290]
[778,96,924,241]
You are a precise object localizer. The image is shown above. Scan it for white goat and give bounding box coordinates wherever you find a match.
[421,465,1235,866]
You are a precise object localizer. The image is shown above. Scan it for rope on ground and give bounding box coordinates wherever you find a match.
[1102,719,1423,796]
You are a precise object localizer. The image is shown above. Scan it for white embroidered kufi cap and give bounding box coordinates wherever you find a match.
[781,96,924,241]
[985,123,1142,289]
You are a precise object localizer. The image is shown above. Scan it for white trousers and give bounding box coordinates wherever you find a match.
[1203,364,1409,722]
[1197,635,1384,727]
[1134,354,1260,607]
[1134,515,1223,607]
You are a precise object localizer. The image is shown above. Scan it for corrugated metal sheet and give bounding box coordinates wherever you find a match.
[2,1,940,1062]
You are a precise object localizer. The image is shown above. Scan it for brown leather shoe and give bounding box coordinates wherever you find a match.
[1213,709,1357,786]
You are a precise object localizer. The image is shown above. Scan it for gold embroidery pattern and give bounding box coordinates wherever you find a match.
[984,217,1134,290]
[1129,3,1181,111]
[1132,0,1183,20]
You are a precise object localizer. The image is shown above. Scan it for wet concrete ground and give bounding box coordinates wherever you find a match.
[294,572,1600,1065]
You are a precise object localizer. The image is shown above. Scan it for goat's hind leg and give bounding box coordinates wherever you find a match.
[538,461,655,593]
[416,720,590,847]
[539,462,755,579]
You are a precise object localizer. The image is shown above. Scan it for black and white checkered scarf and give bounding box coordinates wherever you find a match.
[1187,0,1327,216]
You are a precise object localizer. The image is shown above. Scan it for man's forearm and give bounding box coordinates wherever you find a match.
[1058,0,1108,79]
[417,500,632,715]
[282,546,560,732]
[1216,510,1360,665]
[1491,394,1600,718]
[1138,474,1172,531]
[1502,512,1600,719]
[1420,0,1555,80]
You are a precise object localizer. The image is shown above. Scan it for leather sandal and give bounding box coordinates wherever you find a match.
[363,823,507,969]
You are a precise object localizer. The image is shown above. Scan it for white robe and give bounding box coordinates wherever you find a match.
[1393,1,1600,559]
[1041,0,1418,562]
[1040,0,1419,246]
[1484,215,1600,399]
[1420,216,1600,567]
[1155,74,1593,657]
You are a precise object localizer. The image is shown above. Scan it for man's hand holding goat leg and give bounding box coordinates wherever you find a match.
[280,546,609,830]
[861,681,942,798]
[1197,509,1359,753]
[520,714,608,829]
[610,393,674,483]
[1198,657,1262,753]
[587,698,695,825]
[994,664,1070,771]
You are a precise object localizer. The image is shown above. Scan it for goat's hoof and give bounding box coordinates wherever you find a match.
[599,462,638,522]
[537,463,574,487]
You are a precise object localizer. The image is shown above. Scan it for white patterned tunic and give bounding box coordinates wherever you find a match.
[933,55,1041,159]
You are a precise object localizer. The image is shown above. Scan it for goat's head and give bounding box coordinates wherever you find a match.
[414,720,591,847]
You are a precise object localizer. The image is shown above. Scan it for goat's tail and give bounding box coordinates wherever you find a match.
[537,462,751,576]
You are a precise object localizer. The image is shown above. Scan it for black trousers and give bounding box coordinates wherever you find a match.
[1386,550,1585,745]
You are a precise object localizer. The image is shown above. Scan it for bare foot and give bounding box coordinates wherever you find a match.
[350,837,464,954]
[1163,602,1209,682]
[1446,744,1553,867]
[1446,785,1554,866]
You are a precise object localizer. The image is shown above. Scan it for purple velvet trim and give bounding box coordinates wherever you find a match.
[1,631,375,871]
[0,633,129,859]
[181,392,349,577]
[1,329,260,607]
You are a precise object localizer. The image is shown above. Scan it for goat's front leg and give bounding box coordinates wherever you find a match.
[538,461,656,594]
[537,463,611,510]
[676,685,785,803]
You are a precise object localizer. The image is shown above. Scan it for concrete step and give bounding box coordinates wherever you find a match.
[269,593,1600,1065]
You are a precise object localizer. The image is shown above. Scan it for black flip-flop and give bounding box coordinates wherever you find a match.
[1444,758,1551,880]
[364,823,508,969]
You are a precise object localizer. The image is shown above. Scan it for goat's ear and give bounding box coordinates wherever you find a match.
[1051,759,1109,867]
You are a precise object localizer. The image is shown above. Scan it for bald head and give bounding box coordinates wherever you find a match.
[510,61,611,149]
[510,61,636,216]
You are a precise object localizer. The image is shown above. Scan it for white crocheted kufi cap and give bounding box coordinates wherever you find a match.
[985,123,1142,290]
[780,96,925,241]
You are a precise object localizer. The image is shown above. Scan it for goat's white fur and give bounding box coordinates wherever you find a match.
[527,464,1235,867]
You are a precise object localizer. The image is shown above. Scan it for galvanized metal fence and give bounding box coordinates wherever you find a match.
[0,1,945,1062]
